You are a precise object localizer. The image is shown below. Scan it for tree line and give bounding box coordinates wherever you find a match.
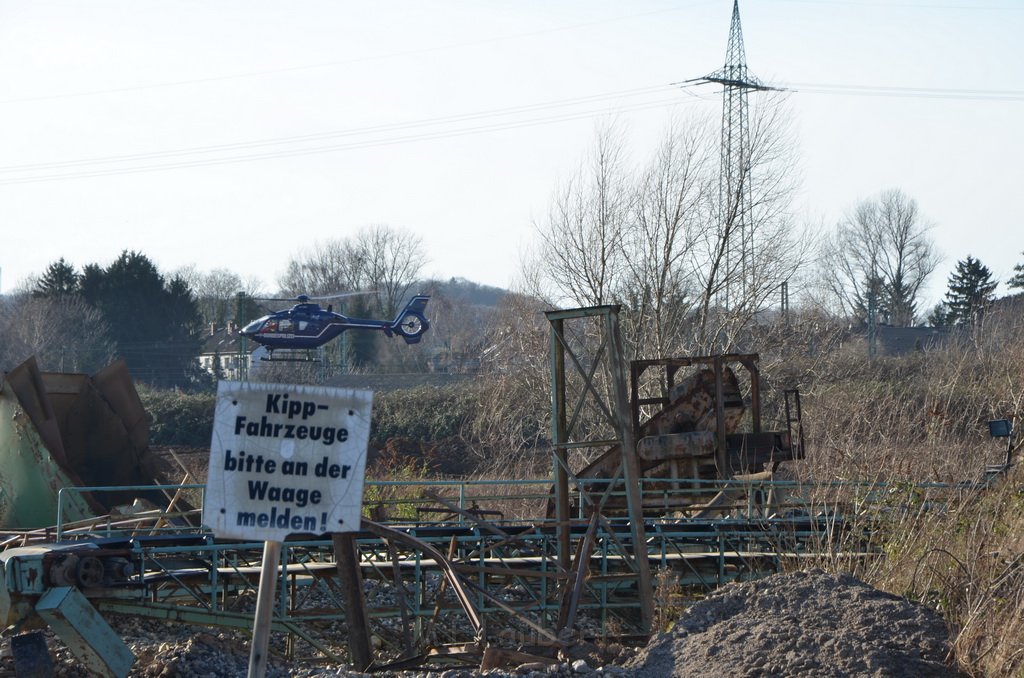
[4,251,206,387]
[0,224,434,388]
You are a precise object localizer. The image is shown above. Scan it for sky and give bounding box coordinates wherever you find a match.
[0,0,1020,311]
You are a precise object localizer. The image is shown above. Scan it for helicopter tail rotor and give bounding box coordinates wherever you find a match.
[390,295,431,344]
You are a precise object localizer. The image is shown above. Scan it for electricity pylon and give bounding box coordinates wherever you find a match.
[694,0,775,309]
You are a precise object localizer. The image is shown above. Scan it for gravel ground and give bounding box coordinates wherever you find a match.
[1,568,963,677]
[4,619,618,678]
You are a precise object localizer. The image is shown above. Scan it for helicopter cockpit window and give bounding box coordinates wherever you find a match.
[279,319,294,333]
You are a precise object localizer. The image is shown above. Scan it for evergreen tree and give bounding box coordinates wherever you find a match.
[1009,251,1024,291]
[928,302,952,328]
[341,295,379,369]
[33,258,80,297]
[163,275,205,385]
[852,274,890,327]
[80,250,204,388]
[79,263,105,303]
[942,256,998,327]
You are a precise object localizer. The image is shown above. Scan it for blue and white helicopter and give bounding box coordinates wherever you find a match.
[239,293,430,361]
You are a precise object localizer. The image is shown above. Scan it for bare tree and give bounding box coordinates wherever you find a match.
[469,291,552,473]
[622,116,715,357]
[277,239,365,298]
[821,188,939,326]
[353,224,428,317]
[413,289,487,368]
[279,226,426,317]
[0,293,115,372]
[693,92,807,349]
[527,97,807,357]
[531,124,631,307]
[175,265,263,327]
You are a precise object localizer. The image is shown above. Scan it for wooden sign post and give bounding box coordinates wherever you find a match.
[202,381,372,678]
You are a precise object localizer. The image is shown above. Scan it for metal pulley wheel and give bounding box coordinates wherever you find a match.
[75,555,105,588]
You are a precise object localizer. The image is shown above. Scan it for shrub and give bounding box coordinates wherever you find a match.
[371,383,479,444]
[138,387,215,447]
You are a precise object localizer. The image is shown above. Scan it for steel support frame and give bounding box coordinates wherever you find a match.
[545,305,654,636]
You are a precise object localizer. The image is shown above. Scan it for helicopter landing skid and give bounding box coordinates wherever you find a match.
[259,351,319,363]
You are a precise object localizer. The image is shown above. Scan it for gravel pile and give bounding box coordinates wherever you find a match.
[626,568,963,678]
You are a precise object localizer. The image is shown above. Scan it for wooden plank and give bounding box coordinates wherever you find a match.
[332,533,373,672]
[246,540,281,678]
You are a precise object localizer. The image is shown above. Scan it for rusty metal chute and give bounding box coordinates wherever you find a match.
[630,355,804,480]
[0,356,175,529]
[557,353,804,519]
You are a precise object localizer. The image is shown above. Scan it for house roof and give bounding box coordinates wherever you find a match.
[200,325,249,356]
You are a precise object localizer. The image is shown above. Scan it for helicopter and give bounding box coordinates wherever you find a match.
[239,293,430,361]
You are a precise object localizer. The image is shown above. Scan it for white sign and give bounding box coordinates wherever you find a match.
[203,381,372,541]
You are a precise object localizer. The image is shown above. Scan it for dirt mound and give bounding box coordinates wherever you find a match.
[627,568,963,678]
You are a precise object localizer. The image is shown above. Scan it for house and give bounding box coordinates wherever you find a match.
[198,322,251,380]
[872,325,950,356]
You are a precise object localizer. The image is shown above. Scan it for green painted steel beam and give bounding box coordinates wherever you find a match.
[0,396,95,529]
[36,586,134,678]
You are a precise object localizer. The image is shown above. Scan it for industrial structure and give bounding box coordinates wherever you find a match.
[0,7,819,666]
[6,300,1008,675]
[0,305,827,675]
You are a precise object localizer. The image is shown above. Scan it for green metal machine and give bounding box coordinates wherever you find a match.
[0,357,169,530]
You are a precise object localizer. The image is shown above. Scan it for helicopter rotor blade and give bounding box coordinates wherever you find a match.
[256,290,378,303]
[306,290,378,301]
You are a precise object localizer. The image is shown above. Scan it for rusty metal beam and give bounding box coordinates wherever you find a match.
[606,309,654,634]
[549,317,572,576]
[360,519,482,639]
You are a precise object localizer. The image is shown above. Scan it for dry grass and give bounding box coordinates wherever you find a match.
[764,306,1024,677]
[795,471,1024,677]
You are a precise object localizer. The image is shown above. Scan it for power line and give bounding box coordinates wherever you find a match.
[0,94,694,185]
[780,82,1024,101]
[775,0,1022,10]
[0,85,673,175]
[2,78,1017,186]
[679,80,1024,101]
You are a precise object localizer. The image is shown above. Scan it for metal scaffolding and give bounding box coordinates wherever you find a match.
[545,305,654,636]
